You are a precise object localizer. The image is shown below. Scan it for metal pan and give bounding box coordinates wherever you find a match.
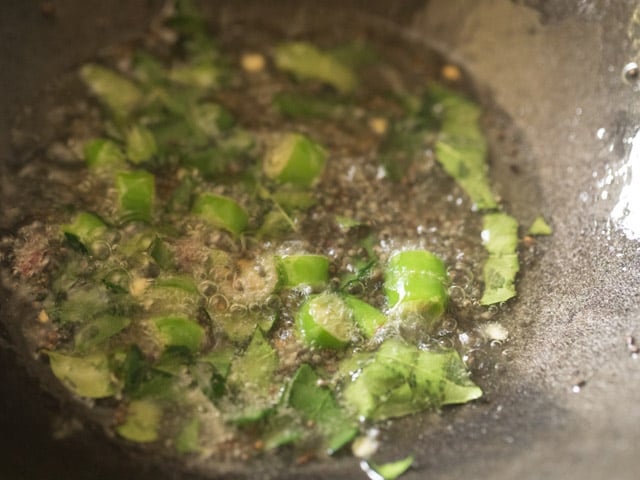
[1,1,638,479]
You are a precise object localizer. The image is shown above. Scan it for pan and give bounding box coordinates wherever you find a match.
[1,1,639,479]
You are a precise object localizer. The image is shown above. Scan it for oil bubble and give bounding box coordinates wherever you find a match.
[622,62,640,85]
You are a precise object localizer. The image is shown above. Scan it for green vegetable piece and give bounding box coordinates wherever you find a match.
[384,250,449,320]
[74,314,131,352]
[271,187,317,212]
[169,62,221,89]
[329,41,379,68]
[47,351,116,398]
[191,102,234,137]
[175,417,200,453]
[257,210,295,240]
[412,348,483,407]
[216,309,277,343]
[117,399,163,443]
[84,139,126,169]
[192,193,248,235]
[227,329,278,393]
[61,212,107,250]
[288,364,358,454]
[272,92,339,119]
[429,84,497,210]
[126,125,157,164]
[263,133,327,187]
[149,235,175,270]
[154,346,193,376]
[342,295,387,338]
[482,212,519,255]
[341,339,482,421]
[480,212,520,305]
[368,456,414,480]
[153,316,204,353]
[57,285,110,324]
[79,64,142,116]
[296,293,355,349]
[480,254,519,305]
[528,215,552,236]
[261,414,304,450]
[276,254,329,290]
[274,42,358,94]
[116,170,155,223]
[224,329,279,424]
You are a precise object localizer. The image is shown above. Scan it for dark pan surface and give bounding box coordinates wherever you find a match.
[1,1,639,479]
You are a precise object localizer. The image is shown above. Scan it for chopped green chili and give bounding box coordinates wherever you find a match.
[192,193,248,235]
[116,170,156,224]
[296,292,355,349]
[263,133,327,187]
[276,254,330,291]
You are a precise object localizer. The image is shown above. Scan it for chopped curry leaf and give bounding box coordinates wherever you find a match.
[46,351,116,398]
[528,215,553,236]
[288,364,358,453]
[117,399,163,443]
[480,212,520,305]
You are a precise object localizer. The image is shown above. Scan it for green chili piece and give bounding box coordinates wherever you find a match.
[263,133,327,187]
[384,250,449,320]
[153,316,204,353]
[116,170,155,224]
[84,138,126,169]
[342,295,387,338]
[117,399,163,443]
[274,42,358,94]
[126,125,158,164]
[276,254,329,290]
[480,212,520,305]
[61,212,107,250]
[296,292,355,349]
[192,193,248,235]
[79,64,142,117]
[46,351,116,398]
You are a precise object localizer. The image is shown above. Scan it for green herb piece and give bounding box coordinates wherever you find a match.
[79,64,142,117]
[256,210,295,240]
[272,92,340,119]
[296,292,355,349]
[116,399,163,443]
[61,212,107,251]
[274,42,358,94]
[175,416,200,453]
[118,345,148,394]
[342,295,387,338]
[329,41,379,68]
[131,50,167,86]
[57,285,111,324]
[378,116,433,181]
[335,215,365,231]
[227,329,278,393]
[276,254,329,291]
[84,138,126,169]
[116,170,156,224]
[288,364,358,454]
[192,193,249,235]
[152,316,204,353]
[384,250,449,321]
[126,125,158,164]
[431,84,498,210]
[215,309,277,343]
[367,455,414,480]
[271,187,316,212]
[480,212,520,305]
[263,133,327,187]
[341,339,482,421]
[190,102,234,137]
[528,215,552,236]
[47,351,116,398]
[154,346,193,376]
[169,62,222,89]
[224,329,279,424]
[149,235,175,270]
[74,314,131,352]
[261,414,304,450]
